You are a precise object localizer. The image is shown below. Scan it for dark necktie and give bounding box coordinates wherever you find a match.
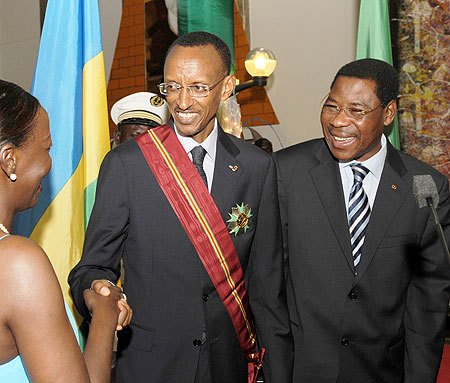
[348,163,371,274]
[191,145,208,188]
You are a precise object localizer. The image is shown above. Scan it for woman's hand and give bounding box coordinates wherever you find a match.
[84,280,132,330]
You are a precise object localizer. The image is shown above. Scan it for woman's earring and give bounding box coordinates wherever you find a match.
[10,173,17,181]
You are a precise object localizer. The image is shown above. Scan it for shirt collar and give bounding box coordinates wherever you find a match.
[174,119,218,162]
[338,134,387,179]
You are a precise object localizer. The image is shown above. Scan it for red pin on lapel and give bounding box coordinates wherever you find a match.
[228,165,238,172]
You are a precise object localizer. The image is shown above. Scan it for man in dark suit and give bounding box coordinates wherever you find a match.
[275,58,450,383]
[69,31,292,383]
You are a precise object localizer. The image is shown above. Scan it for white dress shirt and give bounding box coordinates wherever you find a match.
[339,134,387,215]
[175,119,218,193]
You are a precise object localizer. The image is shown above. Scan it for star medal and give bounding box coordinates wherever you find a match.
[227,203,252,236]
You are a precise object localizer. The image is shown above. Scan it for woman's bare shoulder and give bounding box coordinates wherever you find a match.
[0,235,55,279]
[0,235,63,318]
[0,236,91,382]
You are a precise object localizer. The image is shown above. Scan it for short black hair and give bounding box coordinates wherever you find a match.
[166,31,231,75]
[330,58,399,106]
[254,137,272,147]
[0,79,40,148]
[254,138,273,154]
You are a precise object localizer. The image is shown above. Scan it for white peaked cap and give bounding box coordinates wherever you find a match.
[111,92,170,126]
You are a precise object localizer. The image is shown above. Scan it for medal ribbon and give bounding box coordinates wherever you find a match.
[136,125,264,382]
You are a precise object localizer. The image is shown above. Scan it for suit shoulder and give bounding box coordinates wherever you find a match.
[110,138,141,156]
[397,149,448,180]
[104,139,145,169]
[274,138,325,165]
[225,131,261,152]
[225,131,272,163]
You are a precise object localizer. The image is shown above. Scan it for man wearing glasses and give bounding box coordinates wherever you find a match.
[275,58,450,383]
[69,31,292,383]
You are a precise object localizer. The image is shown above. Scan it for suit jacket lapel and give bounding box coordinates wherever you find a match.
[211,127,243,216]
[354,141,409,282]
[310,141,355,273]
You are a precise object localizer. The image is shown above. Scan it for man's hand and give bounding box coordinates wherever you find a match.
[90,279,133,331]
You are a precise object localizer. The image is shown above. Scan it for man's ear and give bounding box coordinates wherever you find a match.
[0,144,17,179]
[221,74,236,101]
[383,99,397,126]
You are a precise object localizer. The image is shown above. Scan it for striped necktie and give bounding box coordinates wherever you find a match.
[191,145,208,188]
[348,163,371,274]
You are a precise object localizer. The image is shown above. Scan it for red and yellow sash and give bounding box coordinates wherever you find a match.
[135,125,264,382]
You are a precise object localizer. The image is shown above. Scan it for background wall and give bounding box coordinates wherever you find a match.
[0,0,41,91]
[0,0,121,91]
[99,0,123,83]
[0,0,358,150]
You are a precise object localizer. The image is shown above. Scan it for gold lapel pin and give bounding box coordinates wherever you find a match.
[391,184,397,190]
[229,165,238,172]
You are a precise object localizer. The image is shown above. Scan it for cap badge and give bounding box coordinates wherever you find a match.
[150,95,165,107]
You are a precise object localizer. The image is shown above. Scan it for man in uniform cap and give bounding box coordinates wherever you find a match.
[111,91,169,146]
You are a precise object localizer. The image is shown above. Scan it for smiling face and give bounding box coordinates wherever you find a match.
[163,44,235,143]
[14,106,52,211]
[321,76,396,162]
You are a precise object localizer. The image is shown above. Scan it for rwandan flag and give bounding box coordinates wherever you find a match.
[12,0,110,341]
[177,0,235,73]
[356,0,400,150]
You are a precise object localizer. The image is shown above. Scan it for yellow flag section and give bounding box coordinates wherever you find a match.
[29,150,85,320]
[30,51,110,322]
[83,51,110,226]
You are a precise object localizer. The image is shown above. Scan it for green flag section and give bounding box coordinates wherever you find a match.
[356,0,400,149]
[12,0,110,347]
[177,0,235,73]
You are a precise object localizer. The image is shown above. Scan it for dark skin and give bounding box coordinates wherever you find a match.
[321,76,396,162]
[113,123,152,146]
[0,107,132,382]
[163,44,235,143]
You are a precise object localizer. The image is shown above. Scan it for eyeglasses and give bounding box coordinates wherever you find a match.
[320,94,384,120]
[158,76,227,98]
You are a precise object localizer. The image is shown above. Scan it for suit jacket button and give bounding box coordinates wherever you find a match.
[348,292,357,300]
[341,338,350,346]
[202,294,209,302]
[193,339,202,347]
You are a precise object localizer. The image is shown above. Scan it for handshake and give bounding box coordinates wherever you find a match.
[84,279,133,331]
